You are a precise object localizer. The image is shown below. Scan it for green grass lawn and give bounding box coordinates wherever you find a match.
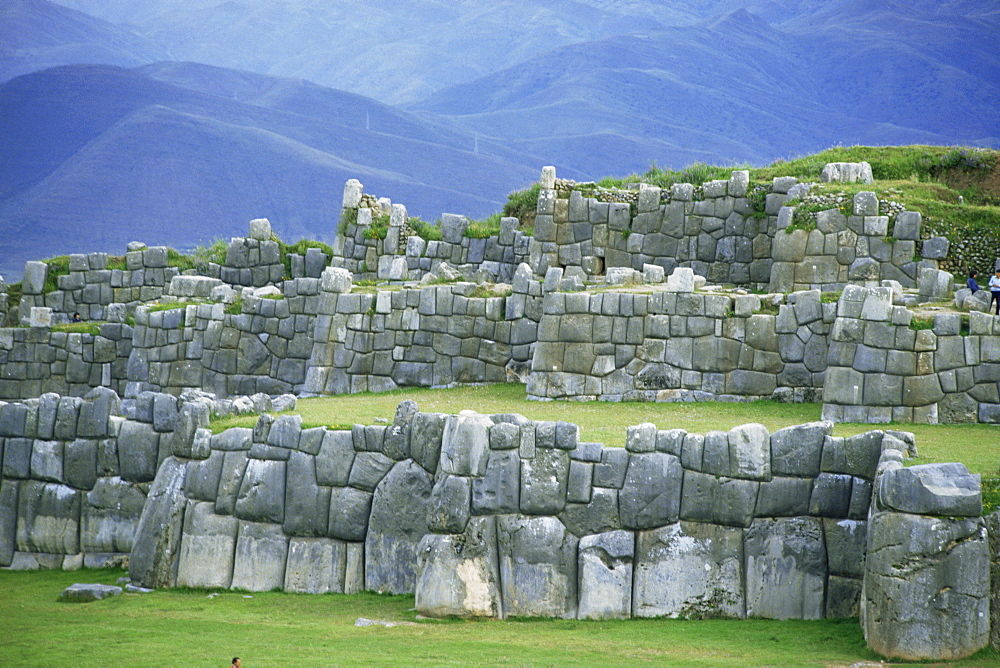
[2,567,996,666]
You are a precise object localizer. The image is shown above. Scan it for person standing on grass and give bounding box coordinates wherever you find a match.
[968,270,980,293]
[989,269,1000,314]
[232,658,241,668]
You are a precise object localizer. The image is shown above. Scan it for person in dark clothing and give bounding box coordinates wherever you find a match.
[967,270,979,293]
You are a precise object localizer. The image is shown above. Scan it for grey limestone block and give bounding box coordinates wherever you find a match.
[59,583,123,602]
[77,387,120,438]
[472,450,520,515]
[821,431,882,480]
[64,439,98,490]
[54,395,81,440]
[230,520,289,592]
[327,486,373,541]
[284,451,331,537]
[440,213,469,244]
[566,460,592,504]
[31,440,64,483]
[267,414,302,449]
[577,529,634,620]
[234,458,286,524]
[81,476,147,553]
[214,450,249,516]
[129,457,187,588]
[347,451,395,492]
[619,452,682,529]
[22,261,47,295]
[558,486,621,537]
[728,423,770,481]
[364,460,433,594]
[520,447,570,515]
[878,462,981,517]
[680,470,758,527]
[755,476,813,517]
[16,480,80,554]
[921,236,949,260]
[410,412,447,475]
[315,430,355,487]
[769,421,830,477]
[633,521,745,619]
[823,518,867,579]
[3,437,31,478]
[440,411,493,477]
[863,511,989,660]
[892,210,921,240]
[826,575,862,619]
[428,474,471,534]
[176,500,238,589]
[118,421,161,483]
[498,515,579,619]
[0,479,19,565]
[151,393,179,432]
[744,517,827,620]
[284,537,362,595]
[415,516,501,618]
[809,473,853,517]
[625,422,656,453]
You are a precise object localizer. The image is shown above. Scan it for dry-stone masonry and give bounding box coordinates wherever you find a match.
[1,163,998,660]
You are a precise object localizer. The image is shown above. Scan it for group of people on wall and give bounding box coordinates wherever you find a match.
[967,268,1000,314]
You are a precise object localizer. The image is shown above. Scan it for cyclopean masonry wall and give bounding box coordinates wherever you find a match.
[335,170,947,295]
[0,387,995,658]
[0,322,133,400]
[526,277,830,402]
[120,400,990,659]
[822,285,1000,424]
[0,388,293,572]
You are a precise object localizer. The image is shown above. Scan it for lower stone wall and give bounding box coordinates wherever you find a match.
[127,401,888,620]
[0,388,142,569]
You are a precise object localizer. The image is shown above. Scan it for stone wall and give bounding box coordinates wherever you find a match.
[0,323,132,400]
[18,249,178,324]
[822,285,1000,424]
[335,173,946,296]
[0,387,142,569]
[125,402,887,621]
[526,283,830,402]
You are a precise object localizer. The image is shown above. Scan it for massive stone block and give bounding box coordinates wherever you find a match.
[633,522,745,618]
[81,477,146,553]
[176,500,238,589]
[497,515,578,619]
[619,452,682,529]
[744,517,827,619]
[415,517,502,618]
[234,458,286,524]
[230,520,289,591]
[863,511,989,660]
[365,460,433,594]
[284,537,363,595]
[578,530,634,620]
[129,457,187,588]
[16,480,81,554]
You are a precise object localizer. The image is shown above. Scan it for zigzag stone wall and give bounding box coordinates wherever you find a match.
[0,324,133,400]
[822,285,1000,424]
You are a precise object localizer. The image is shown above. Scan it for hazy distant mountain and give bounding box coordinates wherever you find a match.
[0,0,168,82]
[0,63,567,280]
[46,0,667,105]
[411,6,1000,177]
[3,0,998,281]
